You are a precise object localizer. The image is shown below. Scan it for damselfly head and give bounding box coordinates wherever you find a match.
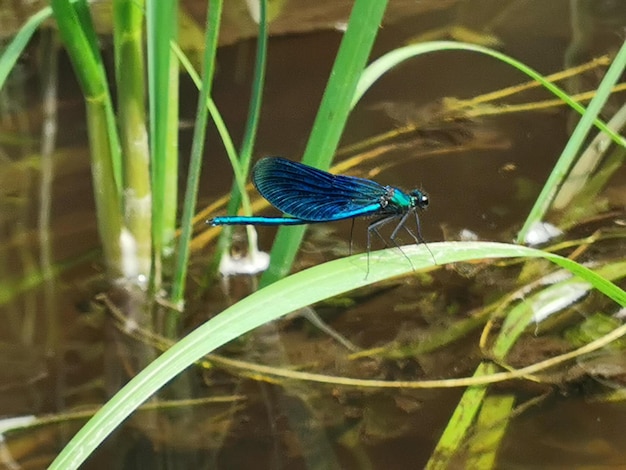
[410,190,429,209]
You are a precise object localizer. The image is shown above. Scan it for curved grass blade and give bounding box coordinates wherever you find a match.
[352,40,624,146]
[170,0,222,306]
[49,241,625,469]
[0,7,51,90]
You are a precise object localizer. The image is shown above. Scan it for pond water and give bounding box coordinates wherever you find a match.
[1,0,626,468]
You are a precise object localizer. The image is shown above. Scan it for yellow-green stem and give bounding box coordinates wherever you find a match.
[114,0,152,283]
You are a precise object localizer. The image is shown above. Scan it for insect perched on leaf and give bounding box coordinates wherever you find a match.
[208,157,431,266]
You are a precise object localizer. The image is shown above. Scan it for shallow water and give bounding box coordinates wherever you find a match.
[1,1,626,468]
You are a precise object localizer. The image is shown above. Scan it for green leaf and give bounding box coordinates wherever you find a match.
[49,241,626,469]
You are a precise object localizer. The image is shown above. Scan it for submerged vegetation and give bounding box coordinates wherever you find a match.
[0,0,625,468]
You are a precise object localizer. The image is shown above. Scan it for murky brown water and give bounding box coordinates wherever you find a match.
[1,1,626,468]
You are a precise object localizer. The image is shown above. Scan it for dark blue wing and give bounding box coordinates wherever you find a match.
[252,157,387,221]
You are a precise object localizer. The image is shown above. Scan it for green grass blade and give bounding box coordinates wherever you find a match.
[517,41,626,241]
[354,40,624,145]
[174,46,258,257]
[430,261,626,469]
[465,394,516,469]
[49,241,625,469]
[425,362,497,470]
[51,0,101,96]
[0,8,50,90]
[172,44,240,173]
[225,0,267,213]
[490,264,625,362]
[51,0,124,276]
[174,42,261,285]
[170,0,223,307]
[147,0,179,280]
[552,104,626,213]
[211,0,268,275]
[259,0,389,286]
